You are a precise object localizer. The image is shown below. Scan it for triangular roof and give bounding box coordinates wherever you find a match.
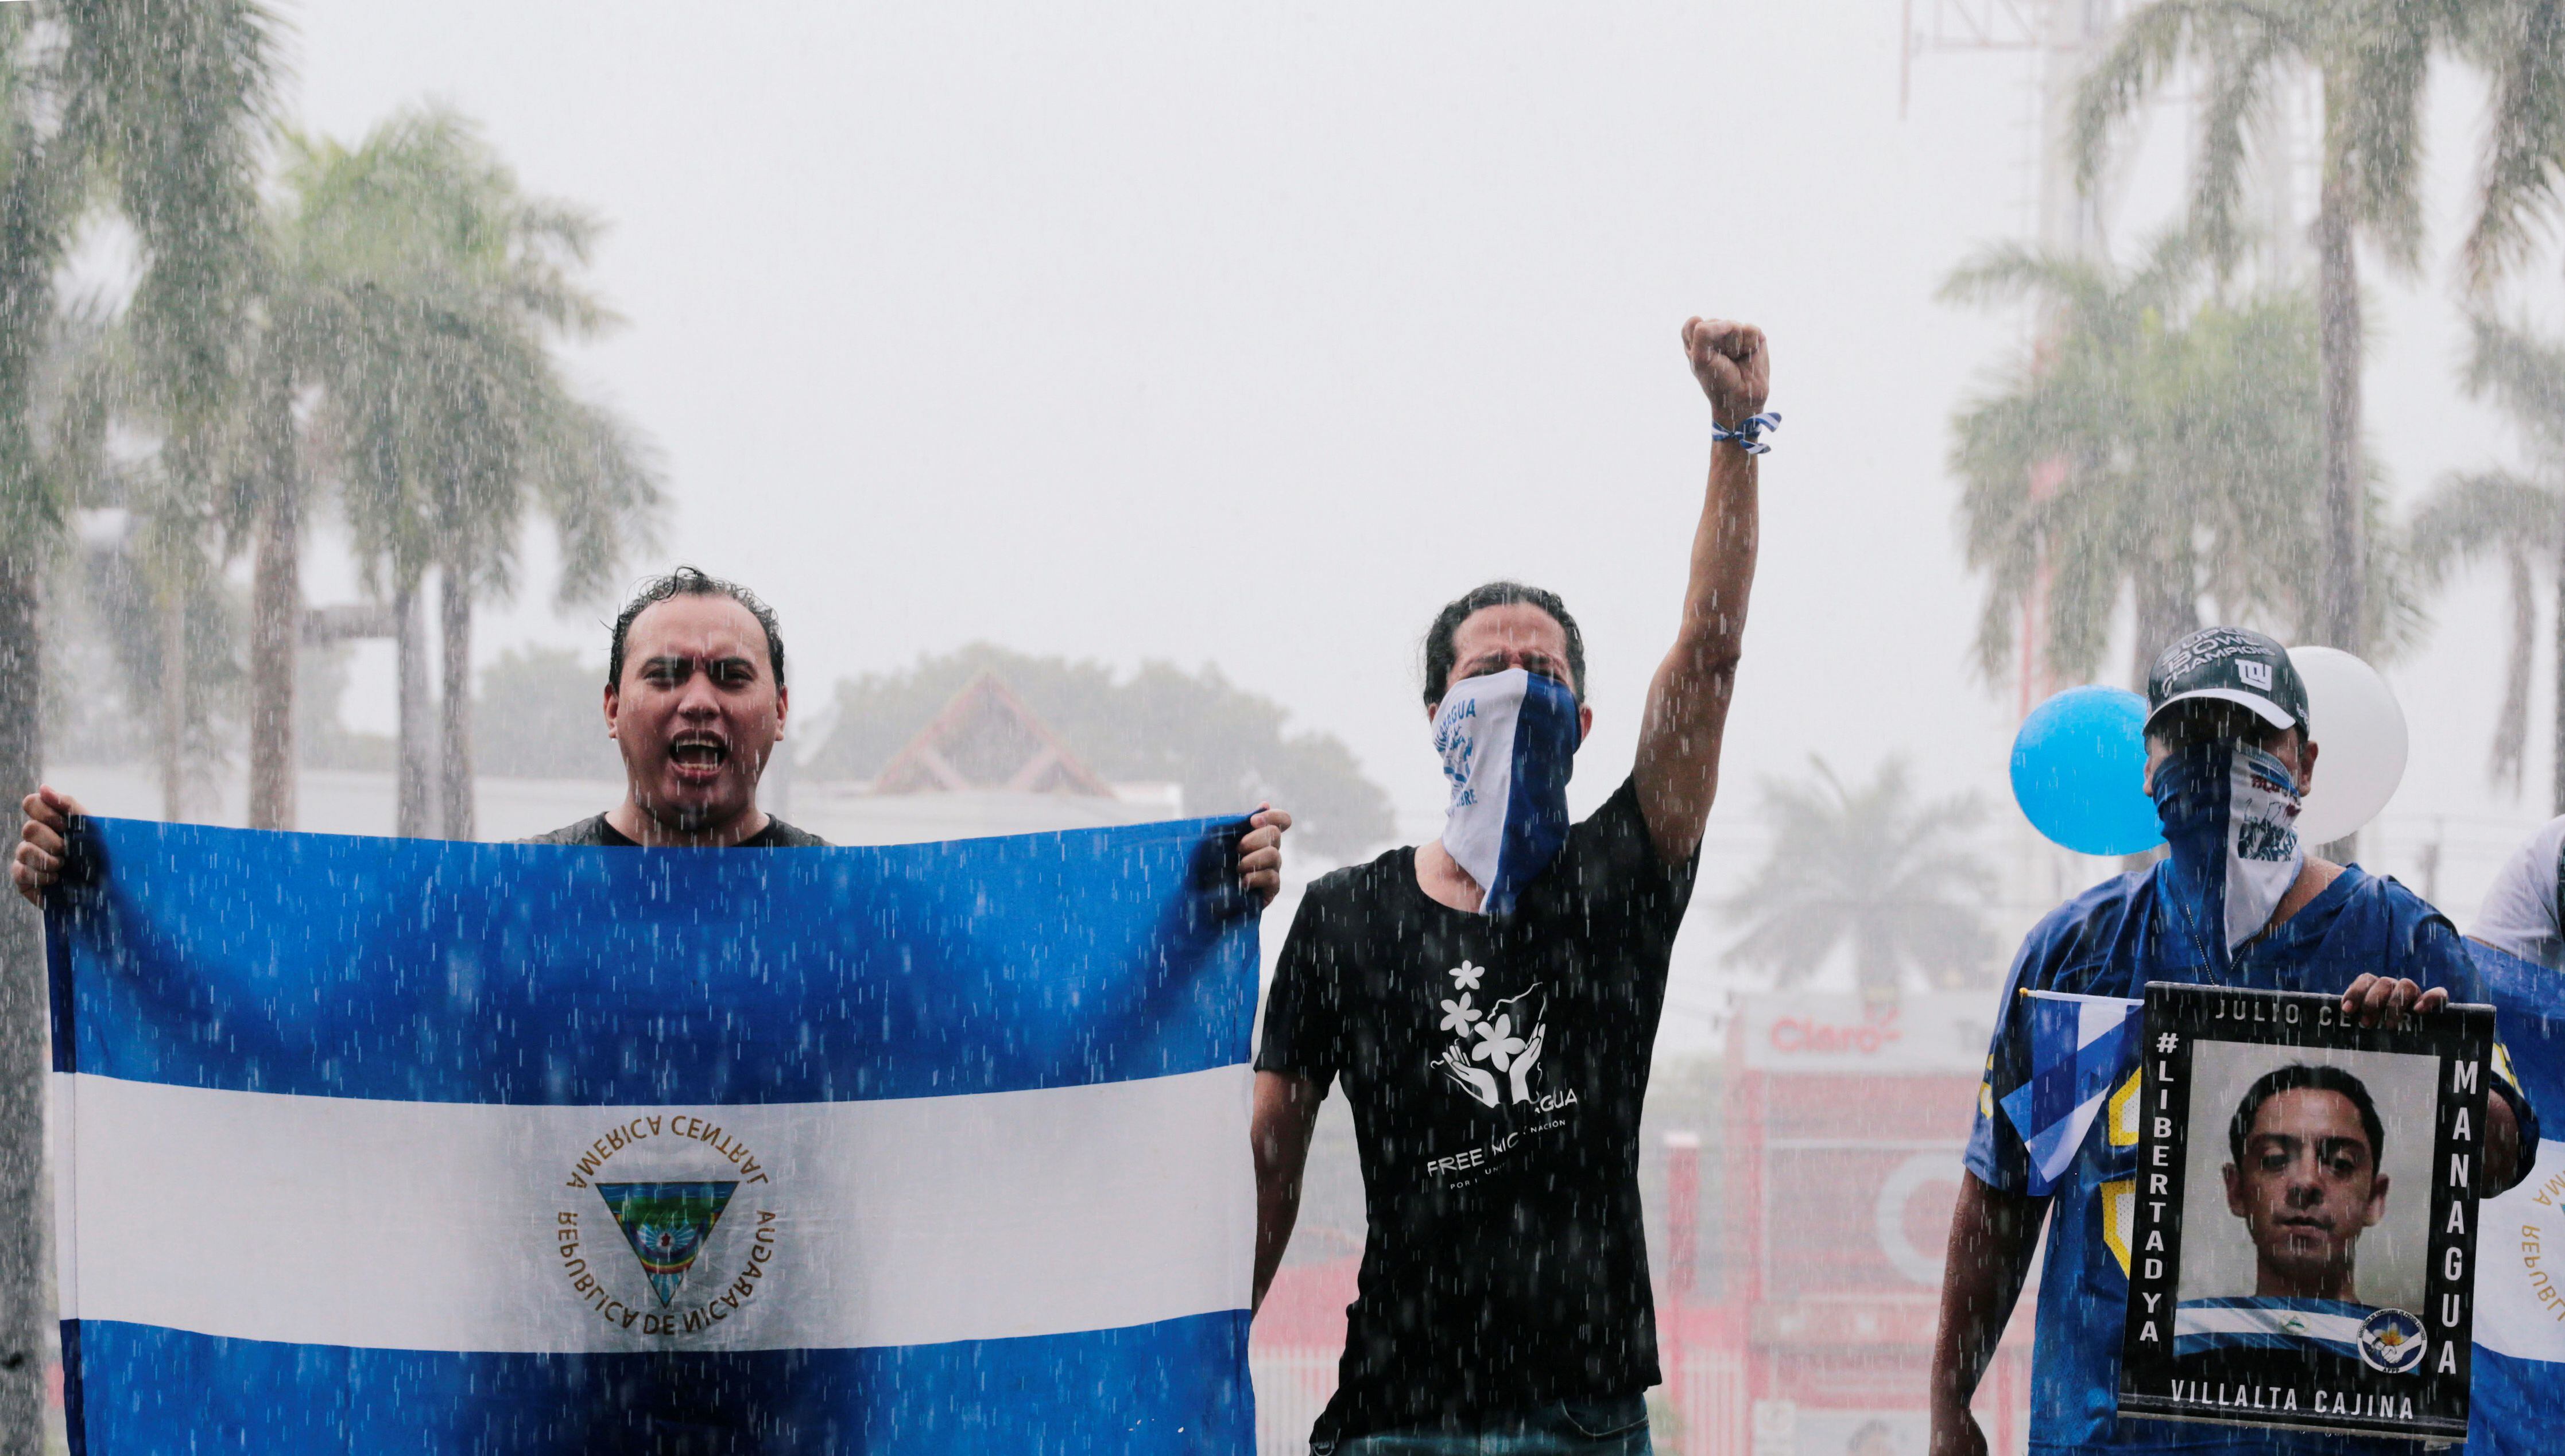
[872,671,1116,798]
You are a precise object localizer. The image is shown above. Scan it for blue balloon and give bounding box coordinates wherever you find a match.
[2010,685,2164,856]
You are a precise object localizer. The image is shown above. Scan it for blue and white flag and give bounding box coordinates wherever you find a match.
[2170,1295,2370,1361]
[1997,988,2142,1195]
[45,816,1261,1454]
[2466,942,2565,1456]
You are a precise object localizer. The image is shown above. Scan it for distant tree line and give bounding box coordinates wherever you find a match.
[808,644,1394,859]
[81,638,1399,859]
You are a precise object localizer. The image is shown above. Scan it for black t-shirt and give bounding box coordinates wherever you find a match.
[1257,775,1696,1439]
[521,814,828,847]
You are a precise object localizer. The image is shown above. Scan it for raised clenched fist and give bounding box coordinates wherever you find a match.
[1682,317,1770,429]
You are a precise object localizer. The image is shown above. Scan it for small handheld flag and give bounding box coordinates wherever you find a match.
[1997,988,2142,1195]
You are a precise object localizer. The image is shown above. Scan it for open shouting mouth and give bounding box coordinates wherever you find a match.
[668,731,731,783]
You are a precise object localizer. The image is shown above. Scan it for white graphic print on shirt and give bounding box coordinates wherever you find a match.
[1432,959,1550,1109]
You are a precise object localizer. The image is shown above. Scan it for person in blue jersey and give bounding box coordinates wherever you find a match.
[1927,625,2539,1456]
[2172,1066,2391,1364]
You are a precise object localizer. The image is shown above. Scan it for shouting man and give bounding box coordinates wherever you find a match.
[1249,317,1769,1454]
[17,566,1291,899]
[530,566,820,847]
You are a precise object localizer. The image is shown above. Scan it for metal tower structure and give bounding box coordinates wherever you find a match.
[1901,0,2118,257]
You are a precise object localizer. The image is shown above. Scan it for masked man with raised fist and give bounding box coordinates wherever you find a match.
[1249,318,1771,1455]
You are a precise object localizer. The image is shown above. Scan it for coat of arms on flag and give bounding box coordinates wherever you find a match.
[45,815,1262,1453]
[597,1182,739,1307]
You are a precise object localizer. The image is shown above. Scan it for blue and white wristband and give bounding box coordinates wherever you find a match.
[1711,411,1781,455]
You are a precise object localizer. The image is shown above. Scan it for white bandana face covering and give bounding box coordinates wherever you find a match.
[2219,744,2306,950]
[1432,667,1580,916]
[2154,737,2306,956]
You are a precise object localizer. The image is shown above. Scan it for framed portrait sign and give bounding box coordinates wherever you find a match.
[2117,983,2494,1442]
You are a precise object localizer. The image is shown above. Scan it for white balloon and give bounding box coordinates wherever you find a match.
[2288,646,2408,845]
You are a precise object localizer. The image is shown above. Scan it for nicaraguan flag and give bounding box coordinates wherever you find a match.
[2466,941,2565,1456]
[2171,1295,2369,1361]
[1998,988,2142,1195]
[45,816,1260,1454]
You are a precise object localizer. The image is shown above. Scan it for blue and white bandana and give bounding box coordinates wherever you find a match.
[2153,737,2307,960]
[1432,667,1578,915]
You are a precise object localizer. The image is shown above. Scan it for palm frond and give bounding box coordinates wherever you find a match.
[2188,24,2289,267]
[2075,1,2226,193]
[2333,5,2437,270]
[1722,758,2000,991]
[2461,0,2565,289]
[62,0,286,426]
[2465,316,2565,459]
[1939,243,2115,316]
[2409,469,2561,581]
[539,396,665,607]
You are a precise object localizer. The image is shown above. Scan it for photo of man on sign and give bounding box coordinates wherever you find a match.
[2175,1065,2407,1365]
[2171,1043,2439,1388]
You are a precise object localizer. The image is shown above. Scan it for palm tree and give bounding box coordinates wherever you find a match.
[432,393,661,840]
[1946,234,2412,689]
[0,0,280,1438]
[2411,317,2565,812]
[2075,0,2451,657]
[285,109,662,838]
[1721,758,1998,1001]
[79,1,277,822]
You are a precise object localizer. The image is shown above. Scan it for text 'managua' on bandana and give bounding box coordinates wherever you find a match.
[45,816,1262,1454]
[1433,666,1579,915]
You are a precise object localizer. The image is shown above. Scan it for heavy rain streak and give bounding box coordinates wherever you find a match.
[4,2,2565,1454]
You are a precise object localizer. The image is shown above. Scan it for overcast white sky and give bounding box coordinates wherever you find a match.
[276,2,2565,948]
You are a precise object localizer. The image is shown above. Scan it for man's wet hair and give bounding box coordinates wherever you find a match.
[2228,1063,2384,1170]
[1421,581,1586,706]
[608,566,786,689]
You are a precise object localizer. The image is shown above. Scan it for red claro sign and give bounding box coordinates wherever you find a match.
[1738,992,1990,1074]
[1765,1008,1903,1057]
